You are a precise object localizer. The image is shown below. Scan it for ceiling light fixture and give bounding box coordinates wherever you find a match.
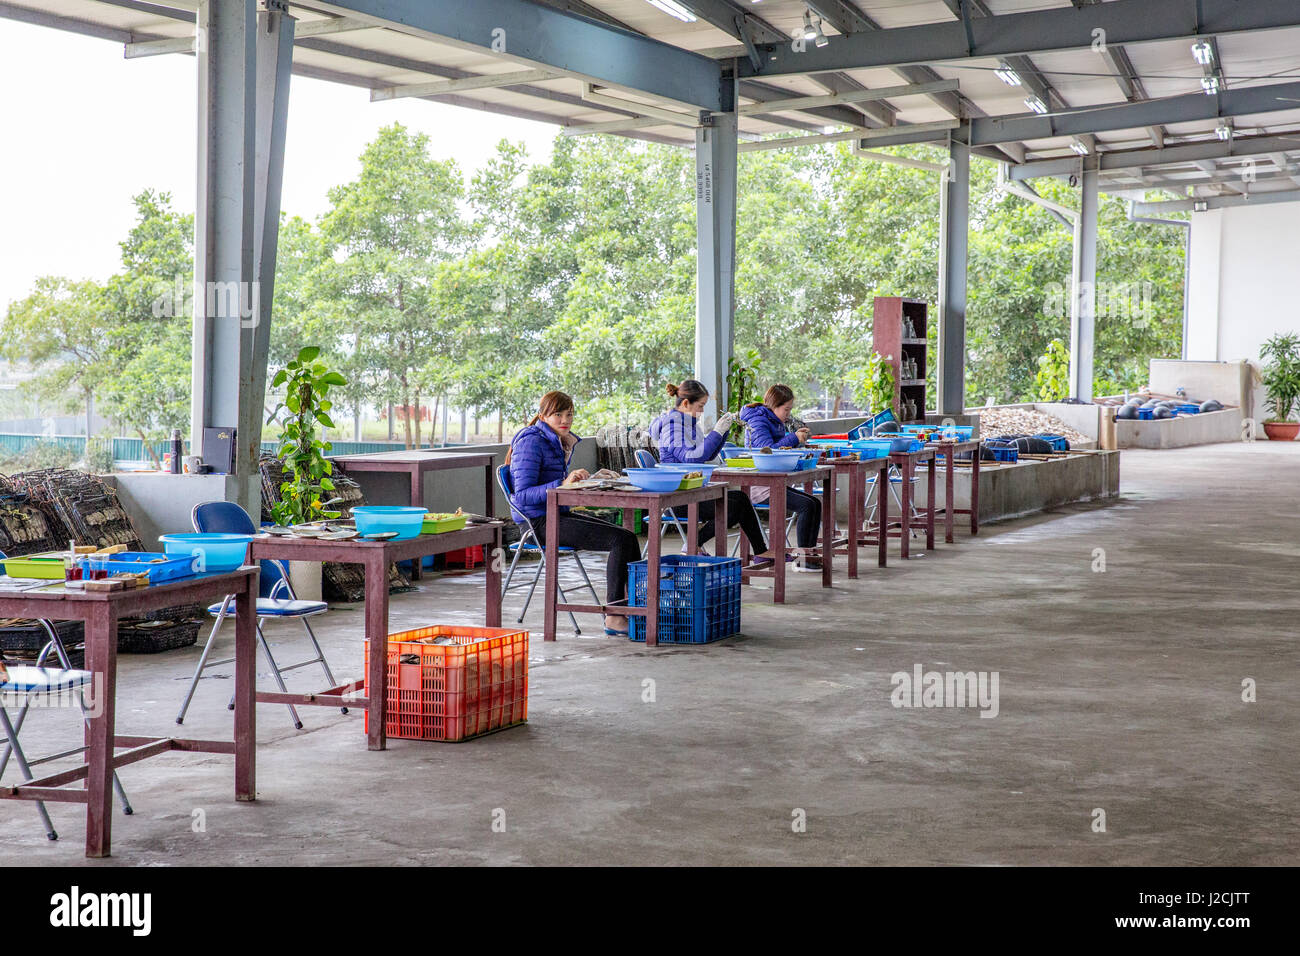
[995,61,1022,87]
[1201,74,1221,95]
[1070,139,1089,155]
[645,0,697,22]
[1024,94,1047,114]
[814,17,829,48]
[1191,40,1214,66]
[1215,121,1232,141]
[801,10,818,41]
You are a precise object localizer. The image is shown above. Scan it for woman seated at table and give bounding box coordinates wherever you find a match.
[648,379,781,568]
[738,384,822,570]
[506,390,639,635]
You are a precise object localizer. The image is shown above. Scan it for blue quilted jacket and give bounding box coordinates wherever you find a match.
[507,422,574,521]
[649,408,725,464]
[739,403,801,449]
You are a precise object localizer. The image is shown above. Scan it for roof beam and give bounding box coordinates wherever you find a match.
[126,16,380,58]
[1009,131,1300,179]
[0,1,133,43]
[741,120,959,153]
[308,0,726,111]
[738,0,1300,77]
[1134,190,1300,212]
[734,79,958,117]
[677,0,895,127]
[970,81,1300,147]
[371,68,564,101]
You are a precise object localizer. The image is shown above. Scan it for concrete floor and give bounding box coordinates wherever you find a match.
[2,442,1297,865]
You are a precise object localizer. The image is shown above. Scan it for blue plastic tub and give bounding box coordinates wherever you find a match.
[1173,403,1201,416]
[856,437,923,455]
[750,450,807,472]
[91,552,197,583]
[983,443,1019,462]
[794,454,819,471]
[627,554,742,644]
[158,533,252,572]
[1136,408,1155,420]
[1033,434,1071,452]
[351,505,428,540]
[655,463,719,481]
[901,423,974,441]
[622,468,685,492]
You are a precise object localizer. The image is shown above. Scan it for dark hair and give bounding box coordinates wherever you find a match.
[505,390,575,464]
[764,384,795,409]
[666,379,709,407]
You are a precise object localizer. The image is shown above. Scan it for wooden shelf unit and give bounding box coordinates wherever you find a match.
[872,296,929,423]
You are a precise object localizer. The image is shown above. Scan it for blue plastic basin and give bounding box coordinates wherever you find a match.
[622,468,686,492]
[655,463,719,481]
[750,451,807,472]
[351,505,428,540]
[158,533,252,572]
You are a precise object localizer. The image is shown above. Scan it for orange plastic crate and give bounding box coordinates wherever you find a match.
[363,625,529,742]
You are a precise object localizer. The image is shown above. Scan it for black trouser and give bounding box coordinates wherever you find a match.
[526,512,641,605]
[672,489,767,554]
[785,487,822,548]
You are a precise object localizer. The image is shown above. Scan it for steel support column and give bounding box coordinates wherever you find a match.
[192,0,292,515]
[937,139,969,417]
[694,110,738,421]
[1070,167,1099,401]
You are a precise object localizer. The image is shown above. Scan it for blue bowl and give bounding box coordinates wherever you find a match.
[158,532,252,572]
[622,468,687,492]
[751,451,807,472]
[655,463,719,481]
[351,505,428,540]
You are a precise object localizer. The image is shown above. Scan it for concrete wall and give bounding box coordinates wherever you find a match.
[1115,407,1244,449]
[1149,359,1251,416]
[108,473,234,544]
[1187,202,1300,417]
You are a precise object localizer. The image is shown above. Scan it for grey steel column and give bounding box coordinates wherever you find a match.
[193,0,257,510]
[694,104,737,420]
[1070,166,1099,401]
[937,138,970,417]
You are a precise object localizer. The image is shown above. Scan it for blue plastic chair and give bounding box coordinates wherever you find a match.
[497,465,600,633]
[174,502,342,731]
[0,553,133,840]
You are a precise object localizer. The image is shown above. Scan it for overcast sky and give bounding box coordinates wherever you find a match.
[0,18,560,310]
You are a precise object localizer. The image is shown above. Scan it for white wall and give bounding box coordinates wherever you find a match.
[1187,200,1300,417]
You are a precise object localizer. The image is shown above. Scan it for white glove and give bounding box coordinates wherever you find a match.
[713,412,735,435]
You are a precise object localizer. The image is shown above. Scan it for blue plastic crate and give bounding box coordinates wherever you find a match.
[1173,403,1201,415]
[983,442,1019,462]
[89,552,198,583]
[627,554,742,644]
[1136,408,1155,420]
[1033,433,1070,451]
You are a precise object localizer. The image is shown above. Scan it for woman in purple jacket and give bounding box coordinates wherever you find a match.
[507,391,639,635]
[648,380,776,565]
[738,384,822,569]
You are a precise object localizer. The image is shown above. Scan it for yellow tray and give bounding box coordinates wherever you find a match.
[2,552,69,579]
[421,513,469,534]
[722,458,754,469]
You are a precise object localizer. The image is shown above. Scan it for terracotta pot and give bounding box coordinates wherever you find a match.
[1262,421,1300,441]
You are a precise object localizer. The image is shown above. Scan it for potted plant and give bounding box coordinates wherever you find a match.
[266,346,348,597]
[1259,333,1300,441]
[725,349,763,443]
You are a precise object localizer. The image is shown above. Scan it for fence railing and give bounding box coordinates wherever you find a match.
[0,433,462,464]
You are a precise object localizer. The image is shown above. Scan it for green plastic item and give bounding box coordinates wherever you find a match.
[2,552,70,579]
[421,513,468,534]
[677,475,705,490]
[723,458,755,469]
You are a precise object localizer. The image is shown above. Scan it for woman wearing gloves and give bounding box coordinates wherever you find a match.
[738,384,822,570]
[648,379,779,567]
[506,391,639,635]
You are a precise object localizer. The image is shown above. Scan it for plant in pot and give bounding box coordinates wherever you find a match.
[1259,333,1300,441]
[266,347,348,599]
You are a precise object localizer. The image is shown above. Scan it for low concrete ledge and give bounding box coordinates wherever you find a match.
[830,450,1121,525]
[1116,407,1242,449]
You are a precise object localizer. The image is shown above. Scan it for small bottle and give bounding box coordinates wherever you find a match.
[64,554,82,582]
[169,429,183,474]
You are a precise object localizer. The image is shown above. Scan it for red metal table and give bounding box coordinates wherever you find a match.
[248,523,504,750]
[331,450,497,580]
[927,439,981,543]
[711,465,836,603]
[824,455,891,578]
[0,567,259,858]
[542,483,726,646]
[869,447,937,559]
